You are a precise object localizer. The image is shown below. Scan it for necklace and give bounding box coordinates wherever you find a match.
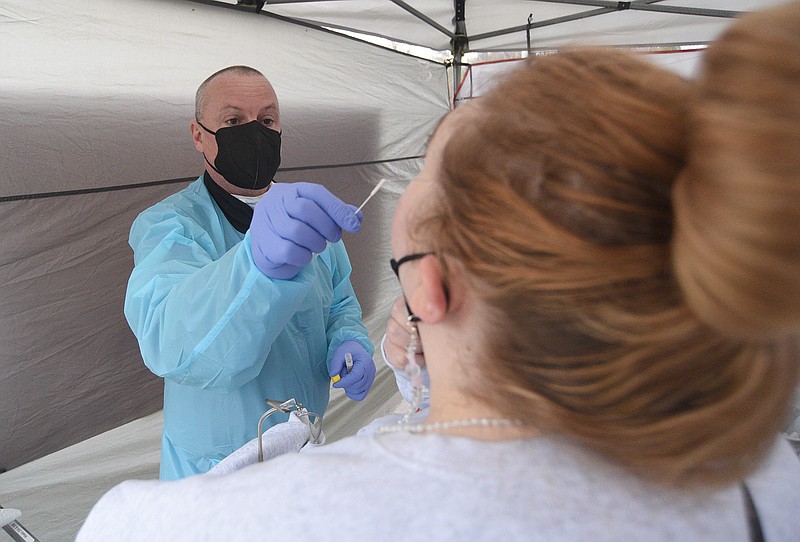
[377,418,523,435]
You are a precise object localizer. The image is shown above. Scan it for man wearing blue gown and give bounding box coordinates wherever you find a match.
[124,65,376,480]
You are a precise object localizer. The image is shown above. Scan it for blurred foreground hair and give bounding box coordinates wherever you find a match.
[419,1,800,486]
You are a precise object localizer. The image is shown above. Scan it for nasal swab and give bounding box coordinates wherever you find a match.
[316,179,390,262]
[355,178,388,213]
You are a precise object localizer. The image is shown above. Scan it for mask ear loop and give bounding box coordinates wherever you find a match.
[402,315,427,423]
[196,120,216,135]
[196,119,227,178]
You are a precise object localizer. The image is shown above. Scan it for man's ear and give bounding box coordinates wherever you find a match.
[191,122,204,152]
[408,255,449,324]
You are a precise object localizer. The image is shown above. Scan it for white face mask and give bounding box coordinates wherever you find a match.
[232,193,264,208]
[231,182,272,208]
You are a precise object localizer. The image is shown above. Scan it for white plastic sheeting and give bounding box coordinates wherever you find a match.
[455,48,707,104]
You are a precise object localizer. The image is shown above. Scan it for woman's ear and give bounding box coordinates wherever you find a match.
[408,255,450,324]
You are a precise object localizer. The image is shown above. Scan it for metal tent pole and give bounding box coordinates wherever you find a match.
[452,0,468,107]
[388,0,456,39]
[470,0,666,43]
[530,0,740,19]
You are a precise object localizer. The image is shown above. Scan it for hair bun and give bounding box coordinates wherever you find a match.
[672,1,800,340]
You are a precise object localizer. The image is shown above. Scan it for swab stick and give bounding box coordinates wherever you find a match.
[355,178,389,213]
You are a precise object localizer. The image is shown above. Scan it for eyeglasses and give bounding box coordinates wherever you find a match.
[389,252,433,277]
[389,252,433,321]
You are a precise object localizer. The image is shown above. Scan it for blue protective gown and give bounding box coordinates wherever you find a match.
[124,178,373,480]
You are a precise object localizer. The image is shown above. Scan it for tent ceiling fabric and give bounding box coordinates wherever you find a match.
[231,0,789,53]
[0,0,448,198]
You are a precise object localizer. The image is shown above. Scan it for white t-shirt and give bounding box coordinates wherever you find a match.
[76,424,800,542]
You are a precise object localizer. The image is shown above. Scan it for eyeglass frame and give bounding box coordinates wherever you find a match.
[389,252,433,322]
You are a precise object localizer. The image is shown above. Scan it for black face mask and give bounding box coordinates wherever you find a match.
[198,120,281,190]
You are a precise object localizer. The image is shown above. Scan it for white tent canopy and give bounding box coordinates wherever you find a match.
[229,0,770,51]
[196,0,786,101]
[0,0,789,540]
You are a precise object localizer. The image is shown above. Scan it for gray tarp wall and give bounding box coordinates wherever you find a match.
[0,0,448,473]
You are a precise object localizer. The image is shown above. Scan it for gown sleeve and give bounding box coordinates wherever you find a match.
[124,208,315,390]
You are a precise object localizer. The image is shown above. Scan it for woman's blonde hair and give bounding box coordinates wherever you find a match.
[417,1,800,486]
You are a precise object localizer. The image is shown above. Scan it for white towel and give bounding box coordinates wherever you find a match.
[0,508,22,527]
[206,412,324,476]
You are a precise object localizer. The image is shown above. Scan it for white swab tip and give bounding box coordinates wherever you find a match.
[355,178,390,213]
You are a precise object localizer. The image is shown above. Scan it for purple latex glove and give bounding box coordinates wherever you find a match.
[250,182,362,279]
[329,340,376,401]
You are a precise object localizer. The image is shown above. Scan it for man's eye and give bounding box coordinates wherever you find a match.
[225,118,240,126]
[261,118,275,127]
